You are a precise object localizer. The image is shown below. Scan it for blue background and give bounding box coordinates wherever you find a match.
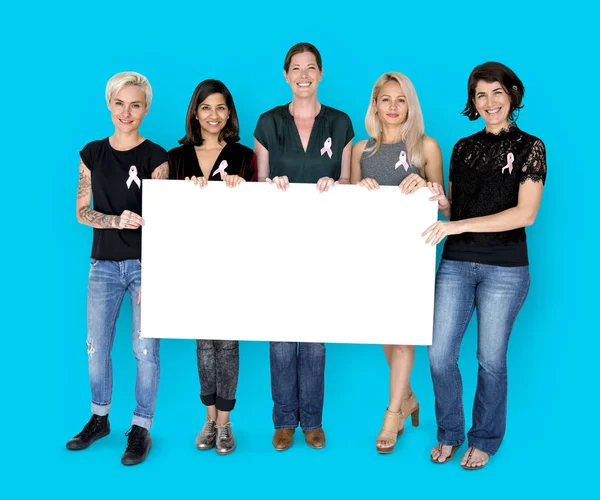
[2,0,594,498]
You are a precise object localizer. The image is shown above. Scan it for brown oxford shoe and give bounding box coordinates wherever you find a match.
[272,429,295,451]
[304,428,326,449]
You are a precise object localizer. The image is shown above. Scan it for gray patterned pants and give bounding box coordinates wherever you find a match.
[196,340,239,411]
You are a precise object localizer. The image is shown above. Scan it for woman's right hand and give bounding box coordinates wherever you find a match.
[185,176,208,188]
[266,176,290,192]
[427,182,450,212]
[358,178,380,191]
[115,210,144,230]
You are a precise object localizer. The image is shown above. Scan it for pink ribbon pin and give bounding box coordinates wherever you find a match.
[320,137,333,158]
[213,160,228,180]
[126,165,141,189]
[395,151,410,172]
[502,153,514,174]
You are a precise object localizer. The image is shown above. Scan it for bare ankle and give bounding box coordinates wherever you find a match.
[206,405,217,421]
[216,410,230,426]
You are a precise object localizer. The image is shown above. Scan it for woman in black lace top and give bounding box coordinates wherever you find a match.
[423,62,547,469]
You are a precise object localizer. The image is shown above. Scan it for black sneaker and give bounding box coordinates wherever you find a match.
[66,414,110,450]
[121,425,152,465]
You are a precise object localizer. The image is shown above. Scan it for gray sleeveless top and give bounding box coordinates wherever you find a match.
[360,138,422,186]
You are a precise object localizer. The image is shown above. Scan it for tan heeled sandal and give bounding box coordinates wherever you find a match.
[376,391,420,454]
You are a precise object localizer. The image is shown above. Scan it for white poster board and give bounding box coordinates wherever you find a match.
[141,181,437,345]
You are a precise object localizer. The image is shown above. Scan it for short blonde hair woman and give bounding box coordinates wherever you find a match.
[105,71,153,110]
[66,71,169,466]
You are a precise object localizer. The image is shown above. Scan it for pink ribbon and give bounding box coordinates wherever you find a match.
[213,160,228,180]
[320,137,333,158]
[126,165,141,189]
[395,151,409,172]
[502,153,514,174]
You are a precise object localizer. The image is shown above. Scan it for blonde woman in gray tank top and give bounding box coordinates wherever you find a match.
[350,72,445,454]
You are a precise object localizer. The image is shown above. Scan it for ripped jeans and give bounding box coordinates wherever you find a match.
[86,259,160,430]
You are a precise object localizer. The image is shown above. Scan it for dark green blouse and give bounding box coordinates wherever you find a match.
[254,104,354,183]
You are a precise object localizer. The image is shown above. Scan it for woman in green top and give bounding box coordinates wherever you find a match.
[254,42,354,451]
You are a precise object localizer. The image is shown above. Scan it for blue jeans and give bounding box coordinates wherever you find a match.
[270,342,325,431]
[86,259,160,430]
[428,259,530,455]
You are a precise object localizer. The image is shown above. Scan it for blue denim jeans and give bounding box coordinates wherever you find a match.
[86,259,160,430]
[428,259,530,455]
[270,342,325,431]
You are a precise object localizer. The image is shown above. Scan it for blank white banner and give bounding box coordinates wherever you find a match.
[141,181,437,345]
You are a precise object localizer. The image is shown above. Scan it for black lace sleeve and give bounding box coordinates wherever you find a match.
[520,139,546,185]
[448,140,462,182]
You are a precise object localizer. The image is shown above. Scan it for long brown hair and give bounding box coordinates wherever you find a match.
[179,79,240,146]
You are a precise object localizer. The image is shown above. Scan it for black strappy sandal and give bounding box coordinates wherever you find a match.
[430,443,460,464]
[460,447,489,470]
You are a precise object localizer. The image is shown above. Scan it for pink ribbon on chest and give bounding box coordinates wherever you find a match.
[213,160,228,180]
[395,151,409,171]
[126,165,141,189]
[320,137,333,158]
[502,153,514,174]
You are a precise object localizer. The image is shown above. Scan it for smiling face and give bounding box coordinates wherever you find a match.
[375,80,408,126]
[108,85,147,133]
[196,93,229,138]
[473,80,512,131]
[284,51,322,97]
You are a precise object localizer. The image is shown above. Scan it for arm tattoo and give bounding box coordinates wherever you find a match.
[152,162,169,179]
[78,207,117,229]
[76,160,118,229]
[77,162,92,199]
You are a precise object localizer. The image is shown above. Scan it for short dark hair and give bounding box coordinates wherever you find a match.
[462,62,525,122]
[179,79,240,146]
[283,42,322,73]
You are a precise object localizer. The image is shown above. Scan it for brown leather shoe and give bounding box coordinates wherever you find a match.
[304,428,326,449]
[272,429,295,451]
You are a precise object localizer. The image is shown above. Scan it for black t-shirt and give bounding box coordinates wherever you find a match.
[254,104,354,183]
[80,138,168,261]
[442,126,547,266]
[168,142,257,182]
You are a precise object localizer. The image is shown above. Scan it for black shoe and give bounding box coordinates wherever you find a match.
[121,425,152,465]
[66,414,110,450]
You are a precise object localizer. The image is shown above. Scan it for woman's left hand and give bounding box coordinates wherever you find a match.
[224,174,246,188]
[316,177,338,193]
[400,173,426,194]
[422,221,464,245]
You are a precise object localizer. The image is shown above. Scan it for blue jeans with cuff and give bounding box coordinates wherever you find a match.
[86,259,160,430]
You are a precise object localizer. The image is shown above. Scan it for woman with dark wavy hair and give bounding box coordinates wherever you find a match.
[168,79,256,456]
[423,62,547,469]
